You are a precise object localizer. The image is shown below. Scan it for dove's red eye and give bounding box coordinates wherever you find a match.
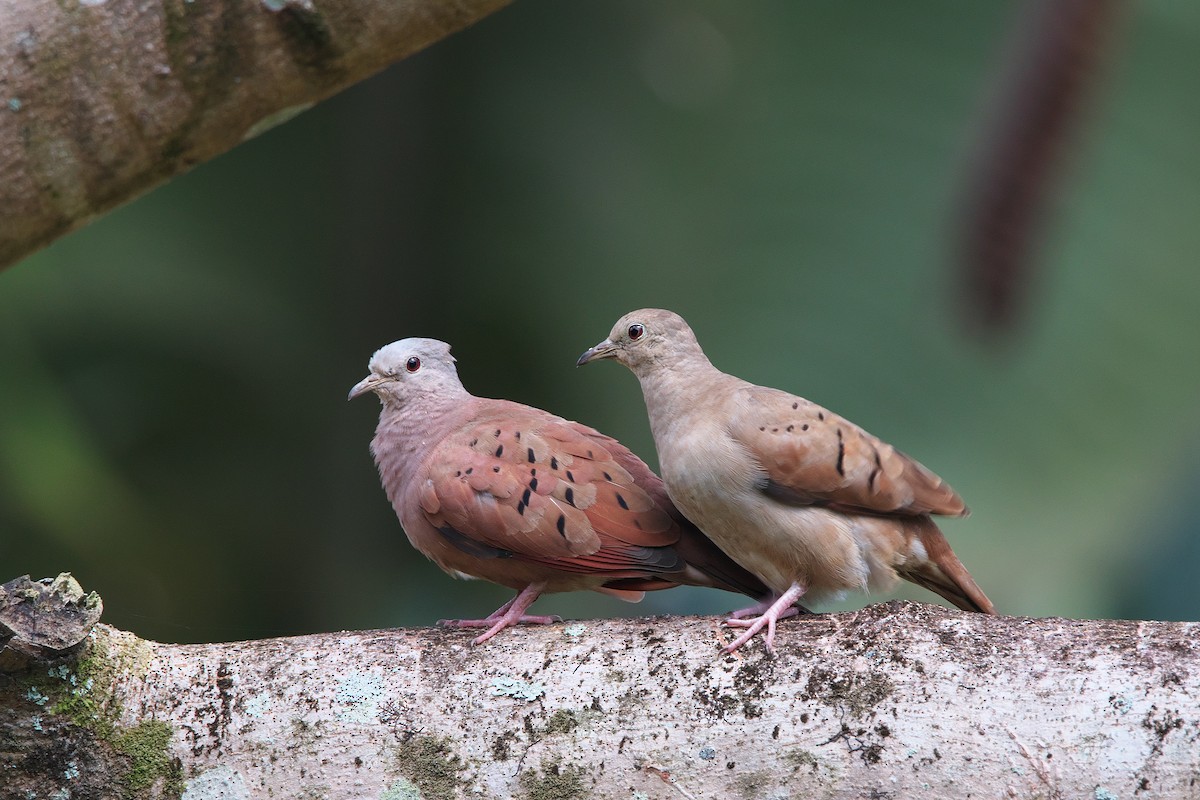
[406,357,421,373]
[628,324,645,341]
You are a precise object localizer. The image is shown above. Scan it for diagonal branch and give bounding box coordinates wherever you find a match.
[2,578,1197,798]
[0,0,512,270]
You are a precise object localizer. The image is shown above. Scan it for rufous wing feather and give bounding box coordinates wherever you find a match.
[731,387,966,517]
[420,411,688,579]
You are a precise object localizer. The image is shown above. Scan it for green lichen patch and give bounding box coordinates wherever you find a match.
[542,709,579,736]
[112,720,184,797]
[801,667,894,718]
[519,758,589,800]
[381,778,423,800]
[396,735,465,800]
[785,749,819,773]
[734,769,772,799]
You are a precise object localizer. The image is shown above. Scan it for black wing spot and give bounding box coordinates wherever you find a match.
[869,450,883,491]
[455,470,462,477]
[759,426,765,432]
[556,514,567,538]
[602,471,612,482]
[495,444,504,458]
[786,425,794,432]
[550,456,559,470]
[818,412,825,421]
[771,428,778,433]
[465,467,473,475]
[514,431,521,440]
[835,429,845,477]
[527,447,536,463]
[469,439,477,447]
[633,519,643,530]
[492,466,500,473]
[566,470,576,483]
[802,424,809,431]
[587,450,594,459]
[494,429,501,436]
[792,402,798,409]
[616,493,629,510]
[516,500,526,515]
[521,487,532,507]
[564,487,575,506]
[529,477,539,492]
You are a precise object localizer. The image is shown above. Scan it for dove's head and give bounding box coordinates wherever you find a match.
[348,338,466,405]
[577,308,708,377]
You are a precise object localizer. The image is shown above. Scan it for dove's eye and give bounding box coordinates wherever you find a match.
[406,357,421,373]
[627,324,645,341]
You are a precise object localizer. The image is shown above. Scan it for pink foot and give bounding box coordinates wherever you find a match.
[436,583,559,645]
[722,583,807,654]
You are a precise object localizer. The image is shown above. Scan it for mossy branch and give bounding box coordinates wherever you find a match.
[2,577,1199,799]
[0,0,511,270]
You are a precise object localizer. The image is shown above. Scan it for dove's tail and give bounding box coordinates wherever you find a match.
[899,518,996,614]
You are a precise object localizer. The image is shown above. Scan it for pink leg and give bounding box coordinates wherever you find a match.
[722,582,807,654]
[436,583,561,645]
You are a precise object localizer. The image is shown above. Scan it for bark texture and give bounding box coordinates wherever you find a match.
[2,600,1198,799]
[0,0,511,270]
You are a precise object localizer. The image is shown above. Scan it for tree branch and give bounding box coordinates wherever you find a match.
[2,580,1197,799]
[0,0,511,270]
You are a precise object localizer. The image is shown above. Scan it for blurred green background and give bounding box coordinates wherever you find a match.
[2,2,1197,644]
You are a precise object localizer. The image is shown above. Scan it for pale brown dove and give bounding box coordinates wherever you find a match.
[578,309,995,653]
[349,338,768,644]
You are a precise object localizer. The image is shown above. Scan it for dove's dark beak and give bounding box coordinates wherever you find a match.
[347,374,383,400]
[576,338,618,366]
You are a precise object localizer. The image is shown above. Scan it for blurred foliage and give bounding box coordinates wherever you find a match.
[1,1,1197,643]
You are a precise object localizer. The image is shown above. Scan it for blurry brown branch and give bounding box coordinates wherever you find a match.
[3,576,1198,798]
[0,0,511,270]
[957,0,1125,335]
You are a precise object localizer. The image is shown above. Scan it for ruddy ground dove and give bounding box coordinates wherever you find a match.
[578,309,995,653]
[349,338,768,644]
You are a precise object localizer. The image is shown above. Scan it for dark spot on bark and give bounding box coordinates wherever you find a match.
[495,444,504,457]
[527,447,536,463]
[550,456,559,470]
[772,725,780,739]
[556,514,567,537]
[616,493,629,510]
[564,487,575,506]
